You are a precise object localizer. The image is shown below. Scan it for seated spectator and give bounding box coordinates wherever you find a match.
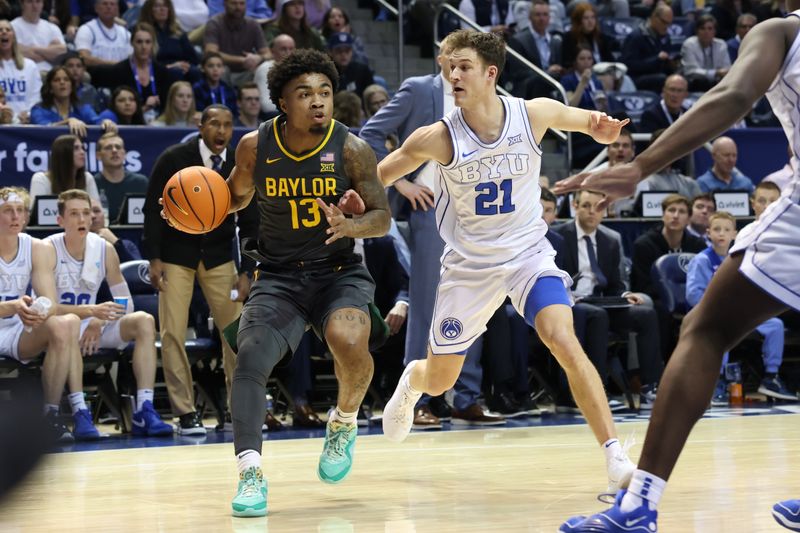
[173,0,207,35]
[590,128,636,216]
[204,0,269,87]
[685,192,716,242]
[11,0,66,73]
[727,13,757,61]
[504,0,564,99]
[30,134,100,203]
[563,45,605,110]
[333,90,364,130]
[0,83,17,124]
[362,83,389,119]
[99,85,147,125]
[91,22,173,123]
[138,0,200,83]
[74,0,132,68]
[458,0,514,35]
[233,81,261,128]
[72,0,126,25]
[93,131,149,222]
[548,0,568,34]
[697,136,754,192]
[686,211,795,404]
[45,0,78,40]
[0,19,41,122]
[621,4,678,92]
[321,7,367,64]
[60,52,107,113]
[750,180,781,218]
[89,196,142,262]
[264,0,325,53]
[556,190,663,409]
[193,51,238,116]
[640,74,689,133]
[680,14,731,91]
[207,0,271,23]
[254,34,295,116]
[30,66,117,134]
[305,0,330,29]
[710,0,753,40]
[562,3,614,70]
[152,80,200,126]
[633,129,702,200]
[328,32,374,99]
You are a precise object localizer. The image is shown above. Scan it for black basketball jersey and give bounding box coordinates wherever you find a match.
[252,117,353,264]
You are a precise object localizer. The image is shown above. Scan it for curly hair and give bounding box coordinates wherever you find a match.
[446,29,506,77]
[267,49,339,108]
[40,66,78,109]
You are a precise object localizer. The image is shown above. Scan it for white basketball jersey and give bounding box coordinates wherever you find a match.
[0,233,32,331]
[46,233,106,307]
[436,95,547,263]
[767,10,800,204]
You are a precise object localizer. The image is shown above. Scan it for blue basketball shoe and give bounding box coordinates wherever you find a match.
[231,466,268,517]
[559,490,658,532]
[317,419,357,484]
[72,408,101,441]
[131,400,174,437]
[773,499,800,531]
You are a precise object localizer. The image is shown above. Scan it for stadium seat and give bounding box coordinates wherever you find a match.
[606,91,660,127]
[668,17,694,53]
[650,252,697,316]
[600,17,643,57]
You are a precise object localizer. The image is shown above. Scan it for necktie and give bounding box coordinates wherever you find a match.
[210,154,223,173]
[583,235,607,291]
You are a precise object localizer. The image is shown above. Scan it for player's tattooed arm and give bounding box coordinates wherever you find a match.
[227,131,258,212]
[342,134,391,238]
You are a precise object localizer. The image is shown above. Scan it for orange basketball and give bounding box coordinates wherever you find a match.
[162,166,231,235]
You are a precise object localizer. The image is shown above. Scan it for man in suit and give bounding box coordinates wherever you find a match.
[143,104,258,435]
[680,14,731,91]
[639,74,688,133]
[556,190,664,408]
[359,36,502,428]
[621,4,678,92]
[504,0,564,98]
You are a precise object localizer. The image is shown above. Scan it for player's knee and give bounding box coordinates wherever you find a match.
[327,332,368,359]
[236,328,285,383]
[133,312,156,338]
[48,314,80,341]
[539,324,578,354]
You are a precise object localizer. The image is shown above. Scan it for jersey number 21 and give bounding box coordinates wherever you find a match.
[475,179,515,215]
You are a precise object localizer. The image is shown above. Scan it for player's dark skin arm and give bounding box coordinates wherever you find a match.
[226,131,258,213]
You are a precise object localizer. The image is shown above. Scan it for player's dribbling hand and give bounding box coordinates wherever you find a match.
[553,162,642,210]
[338,189,365,216]
[315,198,355,245]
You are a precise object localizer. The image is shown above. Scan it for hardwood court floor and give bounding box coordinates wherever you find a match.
[1,414,798,533]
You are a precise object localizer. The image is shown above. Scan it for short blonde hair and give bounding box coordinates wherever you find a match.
[708,211,736,226]
[57,189,92,215]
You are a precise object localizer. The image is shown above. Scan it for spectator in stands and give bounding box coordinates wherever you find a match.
[60,52,106,113]
[0,84,13,124]
[254,34,295,116]
[99,85,146,125]
[750,180,781,218]
[633,128,702,199]
[152,80,199,126]
[685,192,715,242]
[563,3,614,70]
[727,13,757,61]
[557,189,664,409]
[45,0,78,40]
[563,45,606,110]
[207,0,271,23]
[30,66,117,134]
[173,0,207,36]
[91,22,173,123]
[0,19,40,122]
[458,0,514,35]
[72,0,125,25]
[305,0,330,29]
[697,136,755,192]
[93,132,148,222]
[328,32,374,99]
[143,105,258,435]
[203,0,269,87]
[138,0,200,83]
[621,3,678,92]
[640,74,689,133]
[233,81,260,128]
[89,197,142,262]
[362,83,389,119]
[264,0,325,53]
[686,211,795,405]
[74,0,132,68]
[710,0,753,40]
[333,90,364,130]
[680,14,732,91]
[504,0,564,99]
[0,186,77,444]
[321,7,367,64]
[11,0,66,73]
[30,134,100,204]
[193,52,238,116]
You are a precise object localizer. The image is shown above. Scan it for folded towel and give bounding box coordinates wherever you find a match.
[81,233,104,291]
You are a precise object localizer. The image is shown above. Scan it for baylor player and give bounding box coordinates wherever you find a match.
[224,49,391,517]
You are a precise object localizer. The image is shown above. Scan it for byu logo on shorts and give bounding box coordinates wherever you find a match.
[440,317,463,340]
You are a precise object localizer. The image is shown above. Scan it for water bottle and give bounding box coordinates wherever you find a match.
[24,296,51,332]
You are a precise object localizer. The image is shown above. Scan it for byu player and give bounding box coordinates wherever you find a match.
[48,190,172,438]
[0,187,77,443]
[378,30,635,494]
[554,3,800,530]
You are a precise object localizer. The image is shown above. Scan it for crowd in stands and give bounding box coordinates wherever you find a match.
[0,0,797,444]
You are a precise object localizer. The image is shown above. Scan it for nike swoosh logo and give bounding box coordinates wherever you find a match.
[266,157,282,164]
[624,516,647,527]
[132,418,146,428]
[166,186,189,215]
[462,149,478,158]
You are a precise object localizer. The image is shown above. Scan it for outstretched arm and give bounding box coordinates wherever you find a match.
[526,98,629,145]
[377,122,451,187]
[227,131,258,212]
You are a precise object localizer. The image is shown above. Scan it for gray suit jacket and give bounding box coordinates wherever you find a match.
[680,36,731,83]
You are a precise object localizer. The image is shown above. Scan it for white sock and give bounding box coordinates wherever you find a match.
[620,469,666,512]
[68,392,87,415]
[405,362,421,395]
[602,438,621,463]
[237,449,261,474]
[43,404,59,415]
[136,389,154,411]
[331,407,358,425]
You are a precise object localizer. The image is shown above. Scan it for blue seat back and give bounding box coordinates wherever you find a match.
[650,253,697,314]
[600,17,642,54]
[606,91,660,126]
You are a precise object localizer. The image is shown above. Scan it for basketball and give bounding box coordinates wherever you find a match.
[161,166,231,234]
